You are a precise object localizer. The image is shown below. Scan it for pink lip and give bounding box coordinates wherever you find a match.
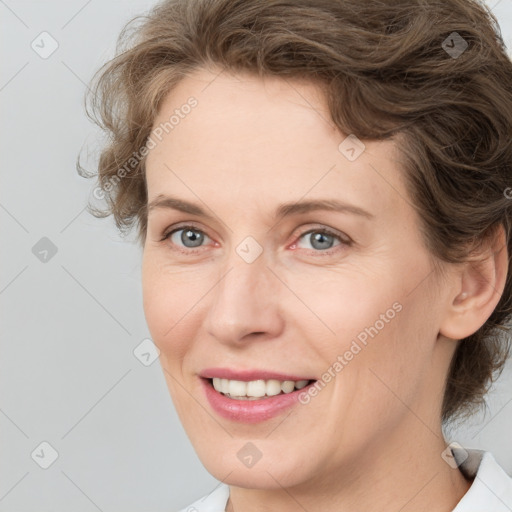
[200,367,315,382]
[199,368,317,424]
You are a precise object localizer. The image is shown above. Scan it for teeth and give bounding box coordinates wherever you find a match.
[211,377,311,399]
[246,379,266,397]
[228,379,247,396]
[266,379,282,396]
[281,380,295,393]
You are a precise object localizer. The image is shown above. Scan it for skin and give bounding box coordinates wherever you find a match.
[141,66,508,512]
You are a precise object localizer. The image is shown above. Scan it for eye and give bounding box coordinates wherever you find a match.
[294,228,348,252]
[164,225,212,250]
[159,224,350,255]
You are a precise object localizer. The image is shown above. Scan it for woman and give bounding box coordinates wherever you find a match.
[82,0,512,510]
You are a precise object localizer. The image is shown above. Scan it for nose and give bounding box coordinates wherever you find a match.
[203,255,285,345]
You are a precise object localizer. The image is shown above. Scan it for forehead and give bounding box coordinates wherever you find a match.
[145,67,409,221]
[149,67,337,164]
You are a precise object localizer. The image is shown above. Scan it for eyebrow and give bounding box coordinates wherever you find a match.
[147,194,374,220]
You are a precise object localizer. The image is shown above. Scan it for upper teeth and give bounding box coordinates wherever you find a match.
[212,378,309,399]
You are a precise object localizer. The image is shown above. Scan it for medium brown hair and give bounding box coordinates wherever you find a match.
[80,0,512,423]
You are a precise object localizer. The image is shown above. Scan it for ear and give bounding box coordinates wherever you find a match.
[439,224,508,340]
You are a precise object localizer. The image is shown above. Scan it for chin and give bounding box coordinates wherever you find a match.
[193,437,315,490]
[208,461,307,490]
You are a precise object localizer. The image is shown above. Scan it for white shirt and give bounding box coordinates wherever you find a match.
[178,450,512,512]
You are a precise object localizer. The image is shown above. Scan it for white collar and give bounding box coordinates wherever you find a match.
[452,449,512,511]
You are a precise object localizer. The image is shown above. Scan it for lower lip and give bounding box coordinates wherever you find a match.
[201,378,315,423]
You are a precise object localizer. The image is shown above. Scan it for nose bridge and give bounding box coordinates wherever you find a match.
[204,248,283,343]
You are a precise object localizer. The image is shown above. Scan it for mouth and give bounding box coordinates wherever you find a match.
[199,369,317,423]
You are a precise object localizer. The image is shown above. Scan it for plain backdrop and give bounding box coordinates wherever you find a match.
[1,1,512,511]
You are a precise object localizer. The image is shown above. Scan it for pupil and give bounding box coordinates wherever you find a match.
[182,229,203,247]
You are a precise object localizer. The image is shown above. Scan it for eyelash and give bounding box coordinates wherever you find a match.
[160,223,352,256]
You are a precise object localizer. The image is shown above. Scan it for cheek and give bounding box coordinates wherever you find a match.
[334,291,439,427]
[300,269,435,411]
[288,269,403,357]
[141,257,206,360]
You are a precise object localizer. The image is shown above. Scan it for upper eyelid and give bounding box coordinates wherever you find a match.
[164,222,212,238]
[298,226,345,238]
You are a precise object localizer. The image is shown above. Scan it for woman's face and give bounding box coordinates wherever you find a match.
[142,67,457,489]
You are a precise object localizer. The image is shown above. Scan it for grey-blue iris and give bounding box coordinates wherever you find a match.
[182,229,204,247]
[310,232,334,250]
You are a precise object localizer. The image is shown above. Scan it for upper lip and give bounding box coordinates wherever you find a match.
[199,368,316,382]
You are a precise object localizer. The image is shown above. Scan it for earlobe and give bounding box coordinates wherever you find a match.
[439,225,508,341]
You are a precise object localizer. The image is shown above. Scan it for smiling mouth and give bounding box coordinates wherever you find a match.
[207,377,315,400]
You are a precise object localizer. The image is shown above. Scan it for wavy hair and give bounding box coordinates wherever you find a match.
[80,0,512,423]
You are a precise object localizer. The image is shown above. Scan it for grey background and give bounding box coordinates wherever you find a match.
[1,1,511,511]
